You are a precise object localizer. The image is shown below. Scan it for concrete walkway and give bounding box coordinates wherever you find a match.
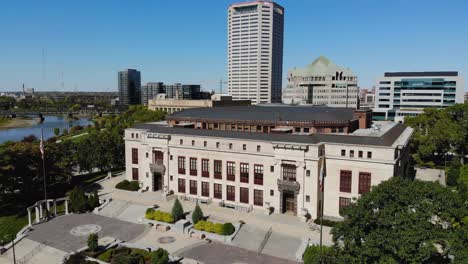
[0,238,67,264]
[98,174,333,245]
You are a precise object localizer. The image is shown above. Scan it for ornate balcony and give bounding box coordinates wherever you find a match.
[277,179,300,194]
[150,160,165,173]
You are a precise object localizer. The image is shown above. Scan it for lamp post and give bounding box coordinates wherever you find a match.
[4,235,16,264]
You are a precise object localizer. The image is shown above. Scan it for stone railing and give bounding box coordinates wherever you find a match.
[277,179,300,194]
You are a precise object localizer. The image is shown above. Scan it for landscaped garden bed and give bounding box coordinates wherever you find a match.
[82,246,169,264]
[193,220,235,236]
[115,180,140,191]
[145,208,174,223]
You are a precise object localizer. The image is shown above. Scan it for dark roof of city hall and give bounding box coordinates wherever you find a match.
[132,122,408,147]
[167,105,355,123]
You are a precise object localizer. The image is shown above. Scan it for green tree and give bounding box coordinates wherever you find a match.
[406,102,467,166]
[150,248,169,264]
[87,233,98,252]
[68,186,89,213]
[331,177,467,263]
[303,245,334,264]
[53,127,60,136]
[171,198,184,222]
[192,204,204,224]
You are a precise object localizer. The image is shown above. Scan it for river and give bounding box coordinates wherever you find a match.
[0,115,93,143]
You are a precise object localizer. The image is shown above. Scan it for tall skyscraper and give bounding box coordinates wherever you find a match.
[141,82,164,105]
[118,69,141,105]
[227,1,284,104]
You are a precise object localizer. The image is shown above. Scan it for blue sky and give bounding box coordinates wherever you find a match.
[0,0,467,92]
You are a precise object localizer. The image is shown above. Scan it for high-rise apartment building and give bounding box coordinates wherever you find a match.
[118,69,141,105]
[227,1,284,104]
[164,83,208,100]
[141,82,164,106]
[373,71,464,122]
[282,56,359,108]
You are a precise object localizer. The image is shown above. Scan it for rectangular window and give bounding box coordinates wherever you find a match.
[216,142,220,148]
[132,148,138,164]
[178,156,186,174]
[240,187,249,204]
[306,195,310,202]
[243,144,247,150]
[340,170,352,193]
[240,163,249,183]
[202,182,209,197]
[229,143,233,149]
[178,178,186,193]
[350,150,354,158]
[341,149,346,157]
[179,139,183,145]
[191,140,195,146]
[254,164,263,185]
[270,190,274,196]
[190,180,197,195]
[282,164,296,181]
[254,189,263,206]
[339,197,351,215]
[367,152,372,159]
[214,160,222,179]
[204,141,207,147]
[190,157,197,176]
[358,151,363,158]
[132,168,139,180]
[214,183,222,199]
[359,172,371,194]
[270,166,274,172]
[202,159,209,177]
[257,145,261,152]
[227,161,236,181]
[227,185,235,201]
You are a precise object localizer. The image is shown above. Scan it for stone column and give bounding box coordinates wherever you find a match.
[65,200,69,215]
[54,200,57,216]
[46,200,50,211]
[35,206,40,223]
[28,208,32,226]
[39,203,43,219]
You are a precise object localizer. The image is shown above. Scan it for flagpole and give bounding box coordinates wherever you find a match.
[41,126,48,218]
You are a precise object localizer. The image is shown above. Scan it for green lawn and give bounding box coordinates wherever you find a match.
[0,213,28,245]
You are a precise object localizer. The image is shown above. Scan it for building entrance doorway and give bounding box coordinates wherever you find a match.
[282,191,297,215]
[153,172,163,191]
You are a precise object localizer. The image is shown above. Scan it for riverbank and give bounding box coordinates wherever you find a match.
[0,117,39,130]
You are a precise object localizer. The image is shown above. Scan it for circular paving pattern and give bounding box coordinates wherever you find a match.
[157,236,176,244]
[70,224,102,237]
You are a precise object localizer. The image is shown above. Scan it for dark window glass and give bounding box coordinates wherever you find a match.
[254,189,263,206]
[214,183,222,199]
[240,187,249,204]
[190,158,197,176]
[214,160,222,179]
[178,156,186,174]
[254,164,263,185]
[202,159,209,177]
[339,197,351,215]
[178,178,185,193]
[359,172,371,194]
[190,180,197,195]
[202,182,209,197]
[282,164,296,181]
[340,170,352,193]
[132,168,139,180]
[227,161,236,181]
[132,148,138,164]
[240,163,249,183]
[227,185,235,201]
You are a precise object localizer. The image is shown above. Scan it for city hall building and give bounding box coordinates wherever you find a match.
[124,106,412,220]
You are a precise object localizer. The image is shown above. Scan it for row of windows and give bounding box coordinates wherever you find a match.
[179,139,263,152]
[341,149,372,159]
[178,157,266,185]
[339,170,371,194]
[178,179,264,206]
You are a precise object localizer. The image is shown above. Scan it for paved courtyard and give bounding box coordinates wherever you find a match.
[179,242,300,264]
[27,213,147,252]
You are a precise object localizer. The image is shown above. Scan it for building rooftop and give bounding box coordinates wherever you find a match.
[167,105,355,123]
[131,122,410,147]
[384,71,458,77]
[289,56,355,77]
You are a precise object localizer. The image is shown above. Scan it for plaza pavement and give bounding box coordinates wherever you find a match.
[0,238,67,264]
[27,213,147,252]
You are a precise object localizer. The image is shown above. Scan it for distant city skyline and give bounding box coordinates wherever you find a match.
[0,0,467,92]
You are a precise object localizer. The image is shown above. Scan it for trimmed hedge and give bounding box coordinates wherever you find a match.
[313,218,338,228]
[145,208,174,223]
[194,220,235,236]
[115,180,140,191]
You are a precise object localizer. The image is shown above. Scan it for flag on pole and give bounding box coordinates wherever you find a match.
[40,128,45,160]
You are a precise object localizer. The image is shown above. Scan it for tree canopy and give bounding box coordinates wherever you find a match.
[327,177,468,263]
[406,102,468,167]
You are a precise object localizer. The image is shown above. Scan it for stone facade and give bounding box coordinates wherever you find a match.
[124,122,412,220]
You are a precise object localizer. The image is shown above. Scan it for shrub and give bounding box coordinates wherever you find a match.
[146,210,174,223]
[151,248,169,264]
[194,220,235,236]
[303,245,333,264]
[87,233,98,252]
[97,249,114,262]
[221,223,235,235]
[89,190,100,209]
[69,186,89,213]
[131,248,152,262]
[313,218,338,228]
[111,253,142,264]
[115,180,140,191]
[62,252,99,264]
[171,198,184,222]
[192,205,204,224]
